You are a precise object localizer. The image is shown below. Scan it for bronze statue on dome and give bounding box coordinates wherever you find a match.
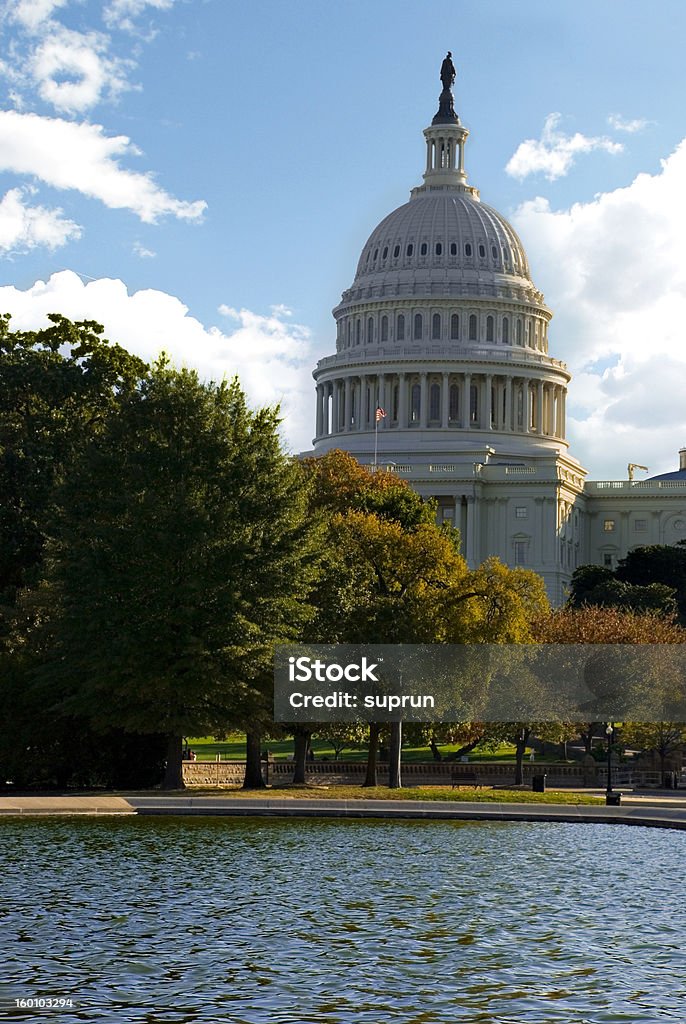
[440,52,456,91]
[433,51,459,125]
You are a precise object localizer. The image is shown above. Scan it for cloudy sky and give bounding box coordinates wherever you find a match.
[1,0,686,476]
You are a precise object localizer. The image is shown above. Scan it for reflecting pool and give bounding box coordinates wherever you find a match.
[1,816,685,1022]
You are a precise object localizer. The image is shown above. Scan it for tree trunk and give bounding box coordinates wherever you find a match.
[514,728,530,786]
[388,721,402,789]
[292,729,310,784]
[429,737,443,762]
[242,731,266,789]
[162,733,184,790]
[363,722,380,787]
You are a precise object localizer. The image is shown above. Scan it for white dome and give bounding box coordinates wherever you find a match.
[353,192,531,291]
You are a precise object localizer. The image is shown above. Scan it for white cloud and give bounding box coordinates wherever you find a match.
[506,113,624,181]
[0,271,315,452]
[512,138,686,477]
[8,0,68,30]
[0,186,81,251]
[133,240,156,258]
[31,27,131,114]
[0,110,206,223]
[104,0,173,32]
[607,113,650,134]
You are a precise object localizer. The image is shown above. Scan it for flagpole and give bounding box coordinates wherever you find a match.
[374,415,379,469]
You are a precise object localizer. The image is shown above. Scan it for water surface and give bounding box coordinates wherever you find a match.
[1,816,684,1022]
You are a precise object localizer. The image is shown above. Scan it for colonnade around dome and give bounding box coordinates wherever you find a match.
[315,371,566,442]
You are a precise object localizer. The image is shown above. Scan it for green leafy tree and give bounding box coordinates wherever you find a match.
[24,361,319,788]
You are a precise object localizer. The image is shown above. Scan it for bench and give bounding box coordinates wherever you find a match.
[451,770,482,789]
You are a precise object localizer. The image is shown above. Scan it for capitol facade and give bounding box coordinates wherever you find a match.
[307,58,686,605]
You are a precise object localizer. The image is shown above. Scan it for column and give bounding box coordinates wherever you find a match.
[420,372,428,428]
[378,374,386,429]
[505,375,513,433]
[536,380,544,435]
[344,377,352,432]
[485,374,493,430]
[441,372,449,428]
[560,388,566,439]
[463,372,471,428]
[398,372,407,428]
[525,383,533,434]
[315,384,323,437]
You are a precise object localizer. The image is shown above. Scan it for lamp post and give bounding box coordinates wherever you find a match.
[605,722,621,806]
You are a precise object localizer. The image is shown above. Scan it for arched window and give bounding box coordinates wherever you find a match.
[414,313,422,341]
[470,384,478,423]
[502,316,509,344]
[373,248,378,261]
[432,313,441,340]
[435,242,442,256]
[525,320,530,346]
[450,313,459,340]
[406,243,413,257]
[356,319,361,345]
[516,318,523,345]
[411,383,421,422]
[397,314,405,341]
[486,315,494,342]
[450,242,457,256]
[478,244,486,258]
[393,383,399,421]
[347,321,351,346]
[420,242,428,256]
[449,384,459,421]
[367,317,374,343]
[393,245,400,258]
[517,387,524,426]
[429,383,440,421]
[469,314,477,341]
[381,315,388,343]
[465,243,472,257]
[382,246,388,259]
[491,385,496,425]
[491,245,498,259]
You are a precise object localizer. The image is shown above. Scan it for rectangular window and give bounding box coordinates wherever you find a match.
[515,507,528,519]
[603,519,615,532]
[603,554,613,567]
[514,541,526,566]
[634,519,647,532]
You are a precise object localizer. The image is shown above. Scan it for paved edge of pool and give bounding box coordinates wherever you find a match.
[3,795,686,831]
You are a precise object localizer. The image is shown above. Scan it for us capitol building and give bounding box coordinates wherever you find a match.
[306,55,686,604]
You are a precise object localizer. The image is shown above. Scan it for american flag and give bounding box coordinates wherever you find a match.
[375,407,386,422]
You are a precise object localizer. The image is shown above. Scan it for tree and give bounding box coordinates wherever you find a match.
[23,361,320,789]
[568,548,686,622]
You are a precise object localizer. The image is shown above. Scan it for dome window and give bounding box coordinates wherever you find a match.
[365,251,370,265]
[381,315,388,342]
[373,248,378,260]
[411,383,421,422]
[432,313,441,340]
[449,384,459,421]
[367,317,374,343]
[435,242,442,256]
[502,248,509,263]
[356,319,361,345]
[478,244,486,258]
[491,245,498,260]
[516,319,523,345]
[420,242,428,256]
[465,243,472,257]
[502,317,509,344]
[486,315,494,342]
[382,246,388,259]
[397,314,405,341]
[406,243,414,257]
[450,242,457,256]
[393,245,400,258]
[429,383,441,421]
[469,314,478,341]
[450,314,459,340]
[470,384,478,423]
[414,313,423,341]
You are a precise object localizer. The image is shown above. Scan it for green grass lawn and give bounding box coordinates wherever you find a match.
[187,734,570,764]
[183,784,603,806]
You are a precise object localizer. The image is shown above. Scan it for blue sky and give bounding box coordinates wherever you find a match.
[2,0,686,477]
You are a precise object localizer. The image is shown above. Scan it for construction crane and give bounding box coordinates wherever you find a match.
[628,463,649,481]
